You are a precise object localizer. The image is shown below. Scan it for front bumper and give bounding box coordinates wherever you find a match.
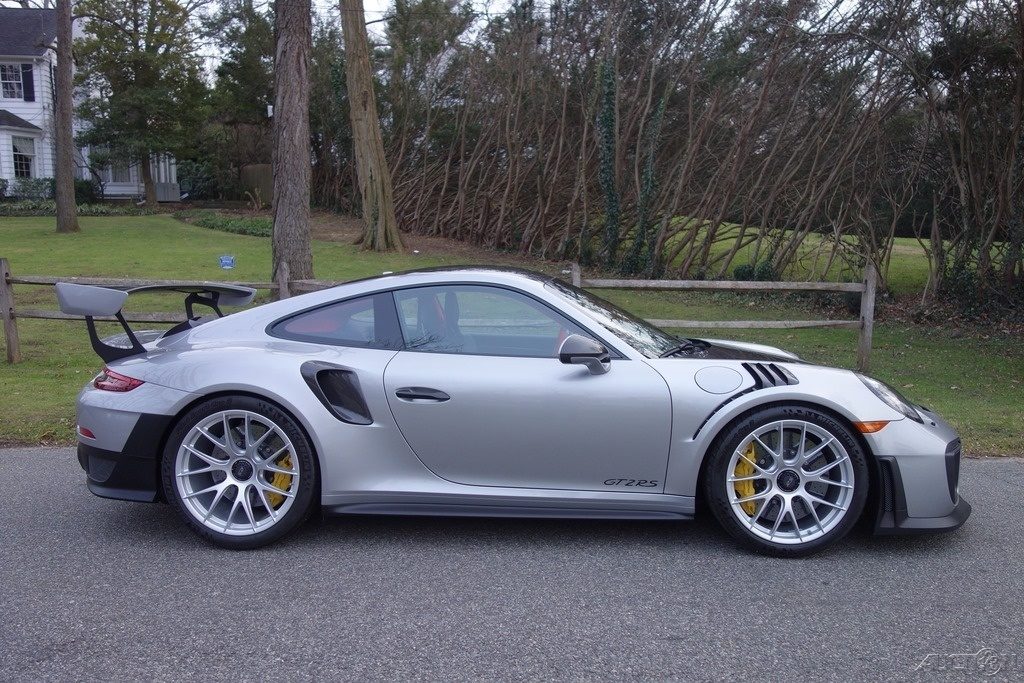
[77,413,174,502]
[874,438,971,535]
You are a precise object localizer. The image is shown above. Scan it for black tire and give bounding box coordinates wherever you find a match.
[161,395,317,549]
[703,404,869,557]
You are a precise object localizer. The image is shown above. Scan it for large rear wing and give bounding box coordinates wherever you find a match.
[55,282,256,362]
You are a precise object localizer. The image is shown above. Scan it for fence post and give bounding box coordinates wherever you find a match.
[276,261,291,300]
[1,257,22,364]
[570,262,581,287]
[857,261,877,373]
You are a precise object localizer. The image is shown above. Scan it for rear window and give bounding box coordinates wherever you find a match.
[270,293,403,349]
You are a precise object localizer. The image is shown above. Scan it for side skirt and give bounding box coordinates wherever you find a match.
[323,491,695,521]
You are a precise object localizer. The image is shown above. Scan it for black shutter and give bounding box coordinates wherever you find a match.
[21,64,34,102]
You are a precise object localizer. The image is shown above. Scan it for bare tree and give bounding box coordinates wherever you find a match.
[340,0,403,251]
[295,0,1021,304]
[271,0,314,280]
[54,0,80,233]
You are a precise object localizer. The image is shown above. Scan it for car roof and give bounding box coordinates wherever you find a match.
[340,265,557,287]
[167,263,649,360]
[183,266,567,339]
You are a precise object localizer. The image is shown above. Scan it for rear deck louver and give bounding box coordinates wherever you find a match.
[742,362,799,388]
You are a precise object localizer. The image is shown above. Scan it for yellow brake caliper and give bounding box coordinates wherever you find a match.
[265,453,293,508]
[734,443,758,515]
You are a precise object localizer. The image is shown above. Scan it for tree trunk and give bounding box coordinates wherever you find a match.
[340,0,403,252]
[139,156,158,207]
[271,0,314,280]
[54,0,80,234]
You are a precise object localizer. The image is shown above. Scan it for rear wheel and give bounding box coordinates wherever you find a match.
[704,405,869,557]
[161,396,317,549]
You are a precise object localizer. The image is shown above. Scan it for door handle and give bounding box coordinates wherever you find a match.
[395,387,450,402]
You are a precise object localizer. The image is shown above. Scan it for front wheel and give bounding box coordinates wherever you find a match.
[161,396,317,549]
[703,406,869,557]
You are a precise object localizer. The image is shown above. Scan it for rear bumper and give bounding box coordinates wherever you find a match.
[77,413,174,502]
[874,440,971,535]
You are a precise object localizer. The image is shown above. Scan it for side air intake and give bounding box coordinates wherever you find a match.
[300,361,373,425]
[742,362,799,388]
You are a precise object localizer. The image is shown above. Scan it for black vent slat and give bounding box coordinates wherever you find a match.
[742,362,798,388]
[768,364,789,384]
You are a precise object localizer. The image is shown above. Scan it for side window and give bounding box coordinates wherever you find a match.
[393,285,587,357]
[272,293,403,349]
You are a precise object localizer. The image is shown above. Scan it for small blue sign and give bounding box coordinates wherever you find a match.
[219,254,236,270]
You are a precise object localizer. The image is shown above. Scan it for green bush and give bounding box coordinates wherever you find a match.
[734,261,778,281]
[753,261,778,281]
[7,178,100,204]
[173,209,272,237]
[177,159,221,200]
[0,200,154,217]
[733,263,756,280]
[13,177,53,200]
[0,178,8,199]
[73,178,101,204]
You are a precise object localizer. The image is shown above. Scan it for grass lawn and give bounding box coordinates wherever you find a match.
[1,215,1020,454]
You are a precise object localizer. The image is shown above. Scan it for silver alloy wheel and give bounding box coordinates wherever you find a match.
[726,419,855,545]
[175,409,300,536]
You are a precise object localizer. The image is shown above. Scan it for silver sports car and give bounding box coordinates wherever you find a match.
[57,267,970,556]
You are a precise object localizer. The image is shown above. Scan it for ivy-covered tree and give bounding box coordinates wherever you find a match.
[75,0,210,205]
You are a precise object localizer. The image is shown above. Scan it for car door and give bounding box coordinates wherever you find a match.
[383,284,672,492]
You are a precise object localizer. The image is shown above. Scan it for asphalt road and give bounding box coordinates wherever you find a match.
[1,447,1022,682]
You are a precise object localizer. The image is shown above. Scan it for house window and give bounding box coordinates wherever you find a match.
[111,164,131,183]
[12,136,36,178]
[1,64,23,99]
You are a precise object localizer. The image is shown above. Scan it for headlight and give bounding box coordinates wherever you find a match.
[857,374,922,422]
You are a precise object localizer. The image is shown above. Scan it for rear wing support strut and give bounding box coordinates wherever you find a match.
[55,282,256,363]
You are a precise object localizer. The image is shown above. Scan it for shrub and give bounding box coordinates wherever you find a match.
[733,263,756,280]
[0,178,8,199]
[0,200,154,216]
[13,177,53,200]
[734,261,778,281]
[40,178,102,204]
[74,178,101,204]
[753,261,778,281]
[177,159,220,200]
[173,209,272,237]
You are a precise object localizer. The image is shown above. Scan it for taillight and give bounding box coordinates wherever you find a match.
[93,367,144,392]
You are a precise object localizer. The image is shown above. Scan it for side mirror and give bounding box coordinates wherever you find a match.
[558,334,610,375]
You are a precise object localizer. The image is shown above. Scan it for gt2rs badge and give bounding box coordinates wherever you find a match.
[604,478,659,487]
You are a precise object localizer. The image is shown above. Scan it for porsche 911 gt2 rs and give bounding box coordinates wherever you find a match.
[57,267,970,556]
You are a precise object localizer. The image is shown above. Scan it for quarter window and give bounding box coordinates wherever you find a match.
[271,293,403,349]
[393,285,587,357]
[0,64,23,99]
[12,136,35,178]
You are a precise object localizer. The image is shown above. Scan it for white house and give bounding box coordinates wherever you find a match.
[0,7,178,200]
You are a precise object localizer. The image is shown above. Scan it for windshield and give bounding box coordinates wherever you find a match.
[545,280,680,358]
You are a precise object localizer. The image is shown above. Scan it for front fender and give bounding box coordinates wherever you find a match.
[654,362,904,497]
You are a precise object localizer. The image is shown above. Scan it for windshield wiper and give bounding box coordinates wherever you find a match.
[659,338,710,358]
